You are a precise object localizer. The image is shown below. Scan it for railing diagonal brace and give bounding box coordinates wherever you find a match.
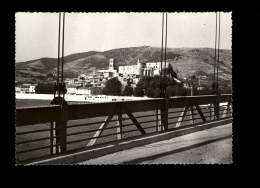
[195,103,207,122]
[175,106,189,127]
[122,105,146,135]
[87,106,117,146]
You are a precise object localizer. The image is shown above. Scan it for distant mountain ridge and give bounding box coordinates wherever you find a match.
[15,46,232,83]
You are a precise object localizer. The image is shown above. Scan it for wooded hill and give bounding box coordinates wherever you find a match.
[15,46,232,84]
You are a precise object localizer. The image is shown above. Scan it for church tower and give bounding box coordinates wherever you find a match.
[109,58,115,71]
[137,58,142,76]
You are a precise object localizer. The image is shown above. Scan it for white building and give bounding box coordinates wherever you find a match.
[67,86,77,94]
[145,62,169,69]
[79,74,87,78]
[29,85,37,93]
[64,79,74,85]
[118,58,141,75]
[92,82,102,87]
[19,84,37,94]
[118,60,170,77]
[144,62,169,76]
[76,87,91,95]
[118,65,139,75]
[15,86,21,93]
[133,78,139,84]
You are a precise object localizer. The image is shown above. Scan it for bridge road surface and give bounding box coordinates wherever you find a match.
[78,123,232,164]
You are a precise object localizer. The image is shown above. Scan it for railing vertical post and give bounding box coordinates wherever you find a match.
[157,109,162,131]
[210,104,212,121]
[117,104,123,140]
[50,122,54,155]
[160,99,164,131]
[51,98,68,154]
[190,104,194,124]
[55,121,61,153]
[156,109,159,132]
[164,98,169,130]
[214,96,220,119]
[60,102,68,153]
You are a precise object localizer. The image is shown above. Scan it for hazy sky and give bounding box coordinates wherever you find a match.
[15,12,232,62]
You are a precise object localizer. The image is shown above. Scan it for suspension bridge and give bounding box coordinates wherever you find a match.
[15,12,232,165]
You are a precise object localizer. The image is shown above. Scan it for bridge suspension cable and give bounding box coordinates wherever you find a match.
[53,12,66,102]
[160,13,164,98]
[213,12,217,94]
[61,12,65,84]
[164,12,168,96]
[216,12,221,95]
[213,12,221,95]
[57,13,61,86]
[160,12,168,98]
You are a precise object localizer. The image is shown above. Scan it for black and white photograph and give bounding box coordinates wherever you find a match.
[15,12,232,165]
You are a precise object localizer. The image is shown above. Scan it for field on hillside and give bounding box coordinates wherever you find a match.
[15,99,231,162]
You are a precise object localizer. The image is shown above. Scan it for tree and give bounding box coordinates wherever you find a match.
[167,64,178,79]
[190,83,199,96]
[145,87,154,98]
[152,88,160,98]
[165,86,175,97]
[134,86,144,97]
[175,86,187,96]
[199,84,210,95]
[103,77,122,96]
[46,72,53,78]
[172,71,178,79]
[134,75,182,98]
[123,85,134,96]
[127,78,133,86]
[144,87,160,98]
[35,83,55,94]
[191,74,196,79]
[164,76,178,88]
[134,76,152,97]
[210,82,217,94]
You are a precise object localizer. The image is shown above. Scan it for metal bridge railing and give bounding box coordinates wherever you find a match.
[15,94,232,164]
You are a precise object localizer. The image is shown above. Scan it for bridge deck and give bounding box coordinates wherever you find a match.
[78,123,232,164]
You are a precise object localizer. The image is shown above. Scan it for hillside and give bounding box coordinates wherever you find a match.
[15,46,232,84]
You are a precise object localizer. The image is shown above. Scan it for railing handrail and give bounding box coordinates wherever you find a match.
[16,104,60,110]
[16,105,61,126]
[16,95,232,126]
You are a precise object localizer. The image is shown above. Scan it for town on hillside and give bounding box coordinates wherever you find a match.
[16,58,176,94]
[15,58,231,97]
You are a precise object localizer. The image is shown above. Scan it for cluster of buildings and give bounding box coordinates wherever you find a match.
[64,58,171,96]
[15,83,37,94]
[15,58,174,96]
[117,58,169,77]
[64,71,105,95]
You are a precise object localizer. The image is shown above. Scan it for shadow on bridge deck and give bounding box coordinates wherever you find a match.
[79,123,232,164]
